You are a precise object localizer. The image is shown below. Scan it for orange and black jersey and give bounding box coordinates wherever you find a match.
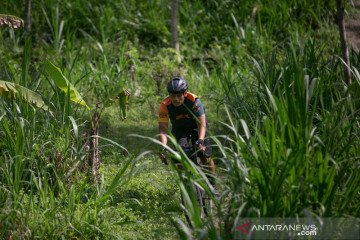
[158,92,206,129]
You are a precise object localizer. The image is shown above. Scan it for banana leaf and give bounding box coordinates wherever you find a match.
[44,60,90,110]
[0,80,49,111]
[0,14,24,28]
[118,89,130,120]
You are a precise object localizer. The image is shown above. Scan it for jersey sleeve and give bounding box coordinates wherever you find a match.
[191,98,205,117]
[158,103,169,123]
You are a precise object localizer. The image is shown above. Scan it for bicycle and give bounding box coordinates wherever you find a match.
[181,145,214,228]
[161,142,213,228]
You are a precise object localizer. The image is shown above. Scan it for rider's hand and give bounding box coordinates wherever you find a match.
[160,147,169,165]
[195,139,206,152]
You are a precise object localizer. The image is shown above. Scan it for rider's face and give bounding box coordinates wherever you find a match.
[169,92,186,107]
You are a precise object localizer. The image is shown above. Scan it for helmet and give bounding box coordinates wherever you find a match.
[167,77,188,93]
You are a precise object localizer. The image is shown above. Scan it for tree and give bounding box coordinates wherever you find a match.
[336,0,351,85]
[25,0,32,37]
[171,0,179,51]
[44,60,130,182]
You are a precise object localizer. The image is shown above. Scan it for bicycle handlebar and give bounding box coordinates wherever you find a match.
[181,145,196,149]
[160,145,200,165]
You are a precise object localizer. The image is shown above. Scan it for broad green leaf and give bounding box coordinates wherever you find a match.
[0,80,49,111]
[0,14,24,28]
[118,88,130,120]
[44,60,90,110]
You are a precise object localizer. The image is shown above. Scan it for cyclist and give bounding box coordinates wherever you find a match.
[158,77,219,195]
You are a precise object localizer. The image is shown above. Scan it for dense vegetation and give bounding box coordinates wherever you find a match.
[1,0,359,239]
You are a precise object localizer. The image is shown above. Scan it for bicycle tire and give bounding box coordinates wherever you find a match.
[181,181,209,228]
[179,144,214,227]
[181,193,193,228]
[195,183,206,219]
[195,157,213,217]
[201,188,213,217]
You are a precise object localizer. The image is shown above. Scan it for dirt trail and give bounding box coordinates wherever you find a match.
[345,0,360,50]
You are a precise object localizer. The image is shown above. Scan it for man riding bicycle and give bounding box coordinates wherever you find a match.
[158,77,219,195]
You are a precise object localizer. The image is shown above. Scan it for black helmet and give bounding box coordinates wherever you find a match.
[167,77,188,93]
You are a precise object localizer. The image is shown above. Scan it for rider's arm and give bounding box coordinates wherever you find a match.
[158,99,170,164]
[196,114,206,140]
[196,114,207,151]
[191,98,206,141]
[159,122,168,145]
[159,122,169,163]
[158,100,170,146]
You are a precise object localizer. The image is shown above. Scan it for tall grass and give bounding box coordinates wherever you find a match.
[171,40,360,239]
[0,94,138,238]
[0,26,136,239]
[1,0,358,239]
[1,0,338,58]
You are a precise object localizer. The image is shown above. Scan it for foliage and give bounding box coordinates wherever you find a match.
[173,40,360,239]
[0,14,24,28]
[0,80,49,111]
[44,59,90,110]
[0,0,359,239]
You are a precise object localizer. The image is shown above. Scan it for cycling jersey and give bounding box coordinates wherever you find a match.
[158,92,206,129]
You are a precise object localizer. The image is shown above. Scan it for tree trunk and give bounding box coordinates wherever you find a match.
[25,0,32,37]
[171,0,179,51]
[336,0,351,85]
[90,103,101,183]
[127,42,135,88]
[90,106,100,183]
[81,103,101,183]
